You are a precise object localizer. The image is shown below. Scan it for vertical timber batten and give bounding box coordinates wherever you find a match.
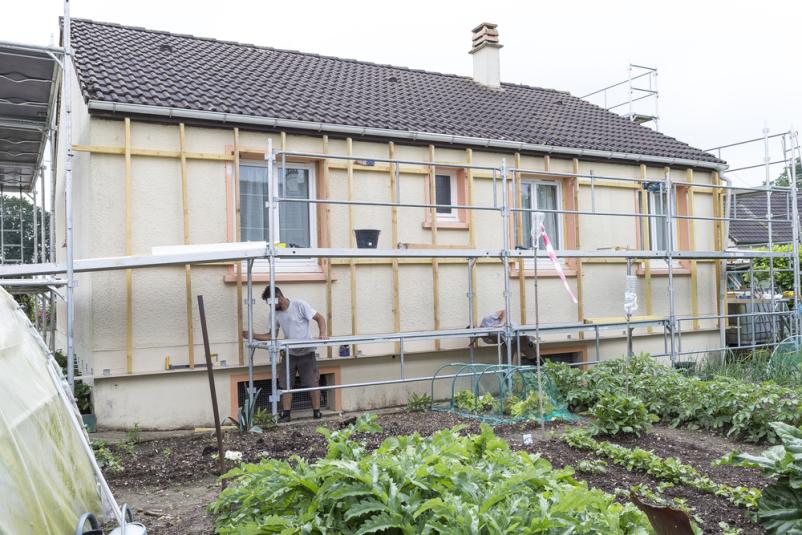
[467,148,478,327]
[713,171,723,330]
[572,158,584,335]
[179,123,195,368]
[429,144,441,351]
[640,164,653,332]
[124,118,133,374]
[515,152,526,324]
[347,138,357,356]
[687,169,699,330]
[323,136,333,357]
[390,142,401,353]
[234,128,244,365]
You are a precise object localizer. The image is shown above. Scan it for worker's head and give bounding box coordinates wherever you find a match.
[262,285,289,311]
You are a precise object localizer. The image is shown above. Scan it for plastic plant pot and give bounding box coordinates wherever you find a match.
[354,229,380,248]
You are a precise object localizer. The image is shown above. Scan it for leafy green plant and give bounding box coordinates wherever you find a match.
[453,390,494,413]
[91,440,123,473]
[125,423,141,444]
[546,355,802,443]
[589,393,657,437]
[577,459,608,475]
[562,429,761,510]
[253,408,276,428]
[717,422,802,534]
[405,392,432,412]
[210,414,653,534]
[508,391,556,419]
[227,388,263,433]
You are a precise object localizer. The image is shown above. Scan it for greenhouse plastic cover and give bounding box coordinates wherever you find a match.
[0,286,115,534]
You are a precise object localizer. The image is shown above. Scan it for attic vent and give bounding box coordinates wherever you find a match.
[158,43,173,53]
[387,76,399,83]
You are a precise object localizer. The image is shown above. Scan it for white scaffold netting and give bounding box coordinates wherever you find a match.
[0,286,114,534]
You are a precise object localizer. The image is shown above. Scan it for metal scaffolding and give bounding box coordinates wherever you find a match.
[0,11,799,426]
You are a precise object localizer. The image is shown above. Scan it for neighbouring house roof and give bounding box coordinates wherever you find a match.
[68,18,724,167]
[729,189,798,245]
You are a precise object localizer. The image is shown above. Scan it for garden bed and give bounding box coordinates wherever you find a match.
[105,412,768,535]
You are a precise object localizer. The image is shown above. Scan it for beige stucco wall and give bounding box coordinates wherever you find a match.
[59,104,726,428]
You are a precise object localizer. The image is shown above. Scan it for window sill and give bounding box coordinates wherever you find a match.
[636,260,691,276]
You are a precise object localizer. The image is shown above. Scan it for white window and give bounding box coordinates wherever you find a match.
[520,180,561,250]
[238,161,317,272]
[434,171,458,221]
[639,184,680,268]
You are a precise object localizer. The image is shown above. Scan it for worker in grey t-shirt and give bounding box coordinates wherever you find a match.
[245,285,327,422]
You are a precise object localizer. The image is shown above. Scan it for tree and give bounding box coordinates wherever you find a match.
[0,194,50,264]
[775,157,802,187]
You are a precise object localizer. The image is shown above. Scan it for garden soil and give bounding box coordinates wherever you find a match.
[105,412,768,534]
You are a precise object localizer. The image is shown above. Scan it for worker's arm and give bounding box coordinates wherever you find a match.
[241,330,273,341]
[497,309,506,324]
[313,312,328,339]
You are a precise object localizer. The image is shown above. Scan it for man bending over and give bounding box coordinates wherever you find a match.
[244,286,327,422]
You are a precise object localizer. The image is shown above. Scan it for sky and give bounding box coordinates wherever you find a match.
[3,0,802,187]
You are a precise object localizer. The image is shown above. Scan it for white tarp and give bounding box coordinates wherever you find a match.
[0,286,114,534]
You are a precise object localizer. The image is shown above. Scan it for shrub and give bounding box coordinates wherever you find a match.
[589,393,657,437]
[210,414,652,533]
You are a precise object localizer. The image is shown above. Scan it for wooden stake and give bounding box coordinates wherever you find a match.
[233,128,244,365]
[124,118,133,374]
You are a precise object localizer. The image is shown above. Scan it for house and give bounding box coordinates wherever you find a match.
[60,19,728,428]
[729,189,797,246]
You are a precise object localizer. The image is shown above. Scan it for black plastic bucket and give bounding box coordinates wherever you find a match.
[354,229,380,248]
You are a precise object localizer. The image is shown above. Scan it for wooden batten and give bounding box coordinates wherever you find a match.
[178,123,195,368]
[124,118,133,374]
[389,142,401,353]
[572,158,584,332]
[514,152,526,324]
[686,169,699,330]
[323,136,333,357]
[428,144,441,350]
[72,143,233,161]
[233,128,245,365]
[466,148,478,326]
[639,164,653,331]
[347,138,357,356]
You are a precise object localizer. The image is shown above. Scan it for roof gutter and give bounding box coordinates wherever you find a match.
[87,100,727,171]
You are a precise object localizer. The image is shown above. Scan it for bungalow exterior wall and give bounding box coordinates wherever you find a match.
[56,87,723,429]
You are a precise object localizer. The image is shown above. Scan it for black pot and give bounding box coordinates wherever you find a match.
[354,229,380,248]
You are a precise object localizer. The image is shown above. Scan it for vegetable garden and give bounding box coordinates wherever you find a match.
[102,354,802,534]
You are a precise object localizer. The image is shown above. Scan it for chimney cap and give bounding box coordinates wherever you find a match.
[470,22,502,54]
[471,22,498,33]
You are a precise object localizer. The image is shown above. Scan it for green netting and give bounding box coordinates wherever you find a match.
[431,363,576,425]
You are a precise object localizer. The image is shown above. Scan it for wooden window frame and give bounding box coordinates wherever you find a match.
[635,184,691,276]
[224,148,333,283]
[423,167,469,230]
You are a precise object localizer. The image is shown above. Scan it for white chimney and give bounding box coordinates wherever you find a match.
[470,22,502,89]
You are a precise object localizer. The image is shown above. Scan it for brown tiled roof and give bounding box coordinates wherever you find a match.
[69,19,723,166]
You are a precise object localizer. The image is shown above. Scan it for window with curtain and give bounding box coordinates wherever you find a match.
[520,181,560,250]
[239,161,317,270]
